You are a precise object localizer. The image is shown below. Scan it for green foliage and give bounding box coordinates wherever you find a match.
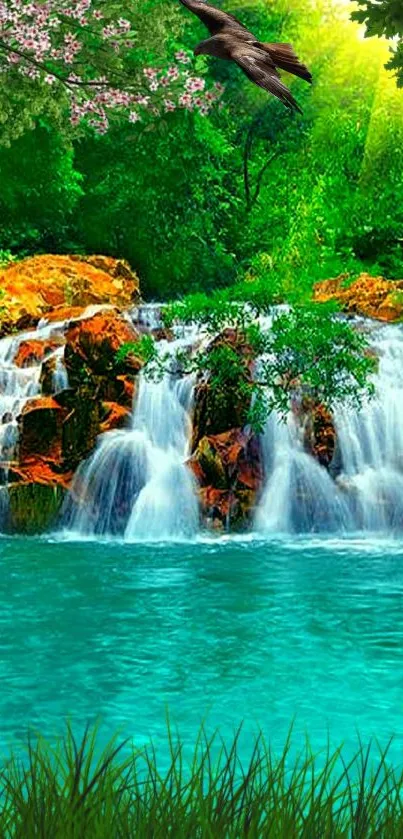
[0,0,402,293]
[0,250,15,268]
[0,125,82,254]
[135,292,375,431]
[352,0,403,86]
[2,720,403,836]
[249,304,376,419]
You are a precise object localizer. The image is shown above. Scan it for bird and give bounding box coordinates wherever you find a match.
[179,0,312,113]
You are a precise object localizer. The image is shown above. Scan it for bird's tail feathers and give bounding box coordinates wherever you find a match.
[260,42,312,83]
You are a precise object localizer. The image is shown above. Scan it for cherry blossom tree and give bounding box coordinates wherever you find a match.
[0,0,224,135]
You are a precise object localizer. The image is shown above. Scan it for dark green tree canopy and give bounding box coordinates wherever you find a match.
[351,0,403,85]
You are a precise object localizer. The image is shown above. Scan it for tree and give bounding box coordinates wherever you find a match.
[351,0,403,86]
[0,0,223,141]
[118,287,376,431]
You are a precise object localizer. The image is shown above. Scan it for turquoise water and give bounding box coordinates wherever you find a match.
[2,533,403,771]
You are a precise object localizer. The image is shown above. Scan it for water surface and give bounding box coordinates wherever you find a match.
[2,534,403,771]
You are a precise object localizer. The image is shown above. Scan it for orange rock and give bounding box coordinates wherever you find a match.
[14,337,64,368]
[293,397,336,468]
[188,428,263,529]
[314,273,403,322]
[0,254,140,334]
[42,303,116,325]
[115,374,135,408]
[64,309,142,382]
[100,402,131,433]
[192,328,254,446]
[7,460,73,489]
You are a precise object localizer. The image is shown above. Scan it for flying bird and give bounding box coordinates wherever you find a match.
[179,0,312,113]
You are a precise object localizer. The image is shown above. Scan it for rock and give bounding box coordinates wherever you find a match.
[64,309,142,387]
[191,328,253,447]
[0,254,140,335]
[293,397,336,468]
[314,273,403,322]
[114,375,135,408]
[59,389,101,470]
[188,428,263,530]
[7,461,73,488]
[18,391,100,475]
[18,397,67,461]
[100,402,131,433]
[6,482,66,534]
[41,303,115,326]
[14,337,64,368]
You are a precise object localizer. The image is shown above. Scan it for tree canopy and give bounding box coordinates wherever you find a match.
[351,0,403,86]
[0,0,401,299]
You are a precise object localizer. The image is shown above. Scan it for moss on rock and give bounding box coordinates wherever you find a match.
[7,482,65,534]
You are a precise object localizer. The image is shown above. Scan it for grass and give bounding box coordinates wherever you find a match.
[1,722,403,837]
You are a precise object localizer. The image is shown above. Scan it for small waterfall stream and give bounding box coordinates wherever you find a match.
[62,334,200,541]
[255,412,353,534]
[256,322,403,534]
[0,320,69,462]
[333,324,403,531]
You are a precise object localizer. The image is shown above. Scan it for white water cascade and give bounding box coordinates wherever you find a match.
[256,321,403,535]
[1,300,403,538]
[255,411,353,534]
[63,334,200,541]
[0,320,69,463]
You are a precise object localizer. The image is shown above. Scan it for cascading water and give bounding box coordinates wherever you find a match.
[2,299,403,539]
[255,411,353,534]
[0,321,69,462]
[256,321,403,535]
[333,323,403,531]
[62,333,199,541]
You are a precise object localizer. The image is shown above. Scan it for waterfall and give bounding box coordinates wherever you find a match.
[256,322,403,535]
[333,323,403,531]
[0,321,69,462]
[63,337,199,541]
[255,411,353,534]
[2,299,403,539]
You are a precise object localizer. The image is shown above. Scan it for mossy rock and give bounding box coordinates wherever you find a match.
[195,438,227,489]
[7,483,65,535]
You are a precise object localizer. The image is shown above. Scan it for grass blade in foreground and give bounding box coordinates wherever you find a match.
[0,723,402,836]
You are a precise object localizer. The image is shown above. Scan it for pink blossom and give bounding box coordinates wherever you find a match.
[179,93,193,108]
[0,1,224,132]
[175,50,191,64]
[185,76,205,93]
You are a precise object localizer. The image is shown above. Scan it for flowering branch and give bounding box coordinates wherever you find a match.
[0,0,224,133]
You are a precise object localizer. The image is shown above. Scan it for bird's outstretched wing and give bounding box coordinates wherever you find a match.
[179,0,251,36]
[232,46,303,113]
[261,42,312,83]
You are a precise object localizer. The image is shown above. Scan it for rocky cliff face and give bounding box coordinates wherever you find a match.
[0,260,393,535]
[0,254,141,533]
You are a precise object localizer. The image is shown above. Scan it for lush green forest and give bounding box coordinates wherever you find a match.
[0,0,402,300]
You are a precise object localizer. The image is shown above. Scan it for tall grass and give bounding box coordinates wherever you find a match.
[0,722,403,837]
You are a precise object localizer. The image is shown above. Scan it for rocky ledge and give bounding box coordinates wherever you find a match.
[314,272,403,322]
[0,260,392,534]
[0,254,142,533]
